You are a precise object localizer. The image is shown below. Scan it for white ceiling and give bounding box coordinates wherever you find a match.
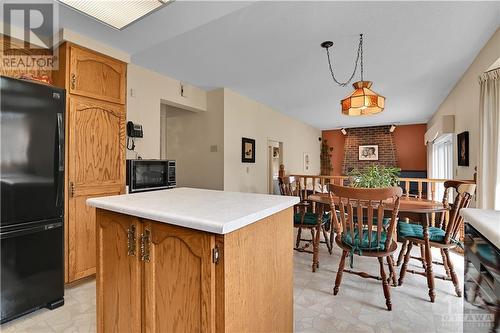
[56,1,500,129]
[55,0,253,54]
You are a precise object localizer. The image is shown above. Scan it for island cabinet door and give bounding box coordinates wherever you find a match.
[96,210,142,333]
[142,220,216,333]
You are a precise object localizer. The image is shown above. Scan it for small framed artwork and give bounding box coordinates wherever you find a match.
[241,137,256,163]
[359,145,379,161]
[303,152,310,172]
[457,131,469,166]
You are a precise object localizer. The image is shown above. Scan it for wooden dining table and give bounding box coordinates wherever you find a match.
[307,193,446,214]
[306,193,447,283]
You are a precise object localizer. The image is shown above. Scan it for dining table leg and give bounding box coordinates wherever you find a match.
[420,244,427,270]
[422,212,436,303]
[396,240,407,266]
[322,225,333,254]
[312,204,323,272]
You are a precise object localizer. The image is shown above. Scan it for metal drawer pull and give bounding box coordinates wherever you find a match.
[71,73,76,89]
[140,229,151,262]
[127,225,136,256]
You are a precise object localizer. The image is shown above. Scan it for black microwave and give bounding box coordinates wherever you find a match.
[126,159,176,193]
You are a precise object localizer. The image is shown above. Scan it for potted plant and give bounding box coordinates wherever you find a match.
[348,165,400,188]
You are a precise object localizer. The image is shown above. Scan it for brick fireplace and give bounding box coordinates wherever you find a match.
[342,125,398,173]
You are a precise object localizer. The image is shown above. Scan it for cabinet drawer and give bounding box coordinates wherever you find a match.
[69,45,126,104]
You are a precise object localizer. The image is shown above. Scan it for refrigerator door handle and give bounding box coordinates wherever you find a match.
[0,221,63,239]
[57,113,64,172]
[55,113,64,208]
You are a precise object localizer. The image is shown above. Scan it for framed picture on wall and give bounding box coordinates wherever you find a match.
[359,145,379,161]
[457,131,469,166]
[303,152,310,172]
[241,137,256,163]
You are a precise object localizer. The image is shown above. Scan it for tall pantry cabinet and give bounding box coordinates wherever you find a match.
[53,43,127,283]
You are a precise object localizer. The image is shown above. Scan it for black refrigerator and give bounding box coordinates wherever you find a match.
[0,76,65,323]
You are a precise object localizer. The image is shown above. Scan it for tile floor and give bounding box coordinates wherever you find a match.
[1,243,463,333]
[293,244,463,333]
[1,277,96,333]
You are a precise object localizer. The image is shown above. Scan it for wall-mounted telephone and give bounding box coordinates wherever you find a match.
[127,121,143,138]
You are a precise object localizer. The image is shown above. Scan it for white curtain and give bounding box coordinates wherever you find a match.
[478,69,500,210]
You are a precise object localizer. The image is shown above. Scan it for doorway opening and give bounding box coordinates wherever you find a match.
[268,140,283,194]
[160,103,194,160]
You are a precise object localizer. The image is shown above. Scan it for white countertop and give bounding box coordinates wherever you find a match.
[460,208,500,249]
[86,187,299,234]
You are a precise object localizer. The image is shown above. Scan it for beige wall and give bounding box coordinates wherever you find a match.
[428,28,500,180]
[164,90,224,190]
[223,88,321,193]
[127,67,321,193]
[126,64,208,159]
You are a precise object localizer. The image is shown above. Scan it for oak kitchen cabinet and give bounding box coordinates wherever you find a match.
[97,211,215,332]
[67,96,125,281]
[53,42,127,283]
[89,188,297,333]
[96,211,142,333]
[68,46,126,104]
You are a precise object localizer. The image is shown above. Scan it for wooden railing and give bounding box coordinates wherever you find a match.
[288,174,450,201]
[287,174,475,248]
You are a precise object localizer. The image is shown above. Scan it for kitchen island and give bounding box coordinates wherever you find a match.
[87,187,298,333]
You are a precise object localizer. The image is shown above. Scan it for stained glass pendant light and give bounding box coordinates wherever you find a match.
[321,34,385,116]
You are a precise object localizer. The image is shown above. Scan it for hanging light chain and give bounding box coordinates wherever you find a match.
[323,33,364,87]
[360,33,364,81]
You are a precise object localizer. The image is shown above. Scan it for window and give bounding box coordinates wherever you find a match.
[431,134,453,200]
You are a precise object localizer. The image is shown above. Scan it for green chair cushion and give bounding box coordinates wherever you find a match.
[342,229,387,252]
[397,221,446,242]
[294,212,331,226]
[477,243,496,264]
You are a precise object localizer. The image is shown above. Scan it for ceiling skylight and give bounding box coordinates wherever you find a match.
[58,0,171,30]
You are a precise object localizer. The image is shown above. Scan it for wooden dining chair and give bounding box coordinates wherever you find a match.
[329,185,402,311]
[396,180,476,267]
[398,180,476,302]
[278,176,333,272]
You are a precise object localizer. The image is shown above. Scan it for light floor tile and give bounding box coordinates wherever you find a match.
[2,242,464,333]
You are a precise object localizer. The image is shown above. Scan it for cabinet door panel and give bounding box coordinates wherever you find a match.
[69,96,125,187]
[143,221,215,333]
[69,45,126,104]
[96,210,141,333]
[67,95,125,282]
[68,191,121,281]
